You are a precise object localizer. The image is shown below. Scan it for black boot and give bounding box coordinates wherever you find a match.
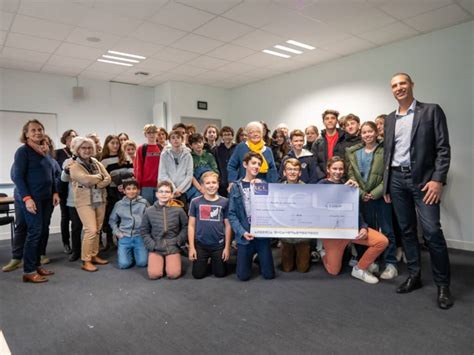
[437,286,454,310]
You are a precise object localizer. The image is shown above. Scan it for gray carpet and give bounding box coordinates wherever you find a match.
[0,237,473,355]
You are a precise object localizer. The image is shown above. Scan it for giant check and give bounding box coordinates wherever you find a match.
[250,183,359,239]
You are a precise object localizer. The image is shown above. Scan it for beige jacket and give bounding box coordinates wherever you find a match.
[69,158,111,208]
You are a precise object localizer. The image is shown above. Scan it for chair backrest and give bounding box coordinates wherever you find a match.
[0,193,10,213]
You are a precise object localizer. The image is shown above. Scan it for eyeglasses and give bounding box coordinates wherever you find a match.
[157,190,172,194]
[285,168,300,172]
[79,146,94,150]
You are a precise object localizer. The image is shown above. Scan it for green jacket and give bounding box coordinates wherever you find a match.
[346,143,384,200]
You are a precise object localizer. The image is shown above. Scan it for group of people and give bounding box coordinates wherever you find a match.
[2,72,453,310]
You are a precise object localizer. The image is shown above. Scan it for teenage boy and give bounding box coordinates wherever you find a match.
[212,126,237,197]
[280,129,318,184]
[187,133,218,200]
[188,171,231,279]
[109,179,149,269]
[280,158,311,272]
[158,130,194,204]
[228,152,275,281]
[311,109,347,181]
[342,113,362,149]
[134,124,161,204]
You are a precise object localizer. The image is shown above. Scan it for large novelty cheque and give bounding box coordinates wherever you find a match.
[250,183,359,239]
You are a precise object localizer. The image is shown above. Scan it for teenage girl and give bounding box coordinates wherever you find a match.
[318,156,388,284]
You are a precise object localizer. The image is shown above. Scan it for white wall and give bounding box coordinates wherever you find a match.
[154,81,230,130]
[0,69,154,239]
[229,21,474,250]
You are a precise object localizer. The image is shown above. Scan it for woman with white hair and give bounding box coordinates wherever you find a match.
[227,121,278,185]
[68,136,111,272]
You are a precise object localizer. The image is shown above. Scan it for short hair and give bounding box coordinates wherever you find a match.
[375,114,387,121]
[203,124,219,142]
[20,119,44,143]
[60,129,78,145]
[322,109,339,120]
[344,113,360,124]
[305,125,319,136]
[392,72,413,83]
[283,158,301,170]
[168,129,184,140]
[157,180,174,192]
[86,132,99,141]
[327,156,345,170]
[243,151,263,164]
[189,133,203,145]
[201,171,219,183]
[220,126,234,136]
[172,123,186,131]
[245,121,263,134]
[143,124,158,134]
[360,121,378,133]
[122,178,139,189]
[122,140,137,150]
[290,129,305,140]
[71,136,96,156]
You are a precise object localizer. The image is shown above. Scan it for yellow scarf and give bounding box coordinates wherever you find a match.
[247,140,269,173]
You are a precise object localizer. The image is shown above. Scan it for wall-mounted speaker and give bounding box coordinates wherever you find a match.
[72,86,85,100]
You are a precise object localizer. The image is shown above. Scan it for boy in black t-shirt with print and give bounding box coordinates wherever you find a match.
[188,171,231,279]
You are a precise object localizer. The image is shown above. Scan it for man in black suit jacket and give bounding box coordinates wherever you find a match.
[383,73,453,309]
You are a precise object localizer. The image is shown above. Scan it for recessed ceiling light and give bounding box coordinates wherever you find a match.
[102,55,139,63]
[286,40,315,50]
[262,50,290,58]
[97,59,133,67]
[107,50,146,60]
[87,37,101,43]
[274,45,303,54]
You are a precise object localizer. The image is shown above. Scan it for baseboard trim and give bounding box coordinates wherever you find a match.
[446,239,474,252]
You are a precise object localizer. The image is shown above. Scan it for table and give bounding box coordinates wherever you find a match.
[0,196,14,205]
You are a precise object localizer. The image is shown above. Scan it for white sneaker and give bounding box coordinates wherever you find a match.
[367,263,379,274]
[396,247,403,262]
[351,266,379,284]
[380,264,398,280]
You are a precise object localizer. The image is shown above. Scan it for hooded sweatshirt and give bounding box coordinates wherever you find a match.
[109,195,149,237]
[158,146,193,193]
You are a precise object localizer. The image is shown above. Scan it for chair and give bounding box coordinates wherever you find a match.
[0,193,15,245]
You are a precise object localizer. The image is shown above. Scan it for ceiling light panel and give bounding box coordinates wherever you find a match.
[262,49,290,58]
[274,45,302,54]
[286,40,315,50]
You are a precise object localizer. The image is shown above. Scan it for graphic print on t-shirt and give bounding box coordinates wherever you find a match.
[199,204,222,221]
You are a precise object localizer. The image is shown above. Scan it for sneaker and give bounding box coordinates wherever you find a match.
[40,255,51,265]
[380,264,398,280]
[368,263,380,274]
[351,266,379,284]
[2,259,22,272]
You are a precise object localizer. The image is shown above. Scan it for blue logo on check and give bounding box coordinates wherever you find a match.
[254,183,269,195]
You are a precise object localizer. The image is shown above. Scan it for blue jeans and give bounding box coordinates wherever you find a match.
[117,236,148,269]
[236,238,275,281]
[389,169,450,286]
[141,187,157,205]
[361,198,397,265]
[19,198,54,273]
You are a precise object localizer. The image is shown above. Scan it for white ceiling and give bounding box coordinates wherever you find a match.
[0,0,472,89]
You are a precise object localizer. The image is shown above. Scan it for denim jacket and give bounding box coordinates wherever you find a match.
[228,179,253,246]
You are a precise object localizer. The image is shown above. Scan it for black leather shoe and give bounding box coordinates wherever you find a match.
[437,286,454,310]
[396,275,422,293]
[63,244,72,254]
[69,254,80,262]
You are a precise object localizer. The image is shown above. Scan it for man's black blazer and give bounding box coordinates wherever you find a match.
[383,101,451,195]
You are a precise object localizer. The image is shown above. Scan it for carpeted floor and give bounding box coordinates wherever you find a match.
[0,237,473,355]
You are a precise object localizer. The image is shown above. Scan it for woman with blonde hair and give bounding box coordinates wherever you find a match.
[68,136,111,272]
